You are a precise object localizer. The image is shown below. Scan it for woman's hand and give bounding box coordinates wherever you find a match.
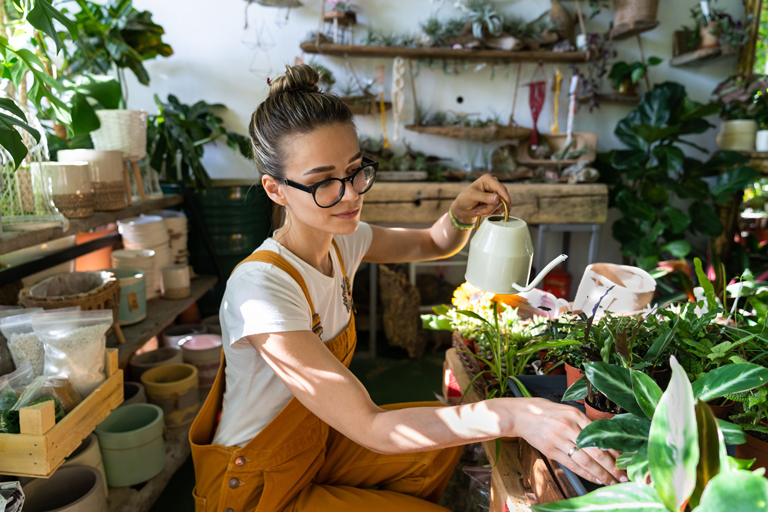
[507,398,628,486]
[451,174,512,225]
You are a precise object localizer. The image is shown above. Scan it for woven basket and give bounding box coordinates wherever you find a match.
[614,0,659,27]
[405,123,531,142]
[91,110,148,160]
[451,331,487,395]
[19,271,121,325]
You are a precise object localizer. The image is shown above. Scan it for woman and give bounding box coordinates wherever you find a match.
[189,64,625,512]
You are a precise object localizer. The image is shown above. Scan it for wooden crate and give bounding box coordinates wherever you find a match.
[519,439,580,505]
[0,348,123,477]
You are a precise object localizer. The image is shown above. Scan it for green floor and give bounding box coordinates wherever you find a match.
[148,349,477,512]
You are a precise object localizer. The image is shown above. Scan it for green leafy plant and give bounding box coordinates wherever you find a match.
[538,356,768,512]
[713,73,768,121]
[597,82,759,270]
[146,95,250,190]
[64,0,173,105]
[685,1,753,51]
[608,57,662,93]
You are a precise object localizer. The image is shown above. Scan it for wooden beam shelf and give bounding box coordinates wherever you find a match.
[670,46,736,67]
[300,42,589,63]
[361,183,609,225]
[578,93,641,106]
[112,275,218,367]
[404,123,532,142]
[609,20,659,41]
[0,195,183,256]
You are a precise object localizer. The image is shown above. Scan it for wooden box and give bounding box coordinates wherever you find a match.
[516,132,598,168]
[0,348,123,477]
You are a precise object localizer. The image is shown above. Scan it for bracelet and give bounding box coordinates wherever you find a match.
[449,208,476,231]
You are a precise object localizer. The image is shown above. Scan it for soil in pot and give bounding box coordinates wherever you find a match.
[539,350,566,376]
[585,393,624,421]
[734,431,768,474]
[707,398,735,420]
[651,364,671,391]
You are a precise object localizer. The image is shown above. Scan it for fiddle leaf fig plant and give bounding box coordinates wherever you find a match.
[532,356,768,512]
[597,82,759,269]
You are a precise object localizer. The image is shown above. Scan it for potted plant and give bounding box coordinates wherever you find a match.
[607,57,662,96]
[684,0,753,51]
[323,1,356,44]
[713,74,768,152]
[534,356,768,511]
[753,86,768,152]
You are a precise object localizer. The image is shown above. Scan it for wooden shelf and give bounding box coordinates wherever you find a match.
[0,195,183,256]
[112,275,219,367]
[300,42,588,63]
[609,20,659,41]
[578,93,641,105]
[670,46,736,67]
[107,424,192,512]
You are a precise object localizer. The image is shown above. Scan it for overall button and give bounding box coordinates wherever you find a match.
[229,478,240,489]
[235,457,246,467]
[224,509,234,512]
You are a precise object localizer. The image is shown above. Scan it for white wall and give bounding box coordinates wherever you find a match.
[126,0,743,293]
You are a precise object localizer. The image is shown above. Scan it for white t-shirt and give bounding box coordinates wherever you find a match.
[212,223,373,447]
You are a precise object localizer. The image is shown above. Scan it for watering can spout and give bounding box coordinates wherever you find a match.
[511,254,569,293]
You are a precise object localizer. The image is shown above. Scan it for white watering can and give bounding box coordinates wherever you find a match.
[465,198,568,295]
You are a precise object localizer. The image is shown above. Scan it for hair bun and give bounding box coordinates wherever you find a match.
[269,64,320,96]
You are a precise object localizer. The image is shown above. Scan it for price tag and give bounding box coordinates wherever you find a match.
[127,292,140,312]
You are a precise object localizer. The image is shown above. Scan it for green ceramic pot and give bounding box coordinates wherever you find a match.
[95,403,165,487]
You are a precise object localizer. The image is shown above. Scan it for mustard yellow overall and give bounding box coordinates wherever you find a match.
[189,242,463,511]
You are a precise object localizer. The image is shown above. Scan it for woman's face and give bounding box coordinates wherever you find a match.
[270,122,364,236]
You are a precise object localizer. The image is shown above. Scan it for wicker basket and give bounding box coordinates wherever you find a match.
[404,123,532,142]
[614,0,659,27]
[451,331,487,395]
[19,271,121,325]
[91,110,148,161]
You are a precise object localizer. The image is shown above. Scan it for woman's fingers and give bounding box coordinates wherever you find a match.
[583,447,628,483]
[569,448,619,486]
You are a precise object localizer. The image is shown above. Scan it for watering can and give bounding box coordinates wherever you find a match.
[465,198,568,295]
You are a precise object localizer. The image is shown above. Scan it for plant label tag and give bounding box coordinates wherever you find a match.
[127,292,140,312]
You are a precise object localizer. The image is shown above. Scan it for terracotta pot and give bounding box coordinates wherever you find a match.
[565,362,585,388]
[699,20,720,49]
[585,400,616,421]
[543,361,566,375]
[734,433,768,474]
[615,78,638,96]
[707,399,735,421]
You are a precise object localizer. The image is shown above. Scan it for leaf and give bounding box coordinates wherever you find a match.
[628,446,650,483]
[696,470,768,512]
[712,166,761,202]
[562,375,588,401]
[0,124,28,170]
[584,362,646,418]
[648,56,663,65]
[661,206,690,234]
[610,149,648,170]
[577,415,651,453]
[727,456,755,470]
[689,203,723,237]
[70,92,100,135]
[508,375,532,398]
[648,356,699,512]
[631,370,663,419]
[72,75,122,109]
[530,483,667,512]
[655,145,685,174]
[661,240,691,258]
[455,309,492,326]
[690,399,722,508]
[616,452,635,470]
[634,124,681,144]
[616,189,656,222]
[694,257,717,312]
[692,364,768,402]
[27,0,78,54]
[717,419,747,446]
[645,320,678,363]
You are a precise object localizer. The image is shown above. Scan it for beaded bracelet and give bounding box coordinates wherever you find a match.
[449,208,476,231]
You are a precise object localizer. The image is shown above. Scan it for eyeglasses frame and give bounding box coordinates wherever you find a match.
[282,155,379,208]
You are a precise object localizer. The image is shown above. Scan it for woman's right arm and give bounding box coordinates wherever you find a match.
[246,330,626,485]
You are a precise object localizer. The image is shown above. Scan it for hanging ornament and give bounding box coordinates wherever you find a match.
[551,66,563,133]
[391,57,406,141]
[525,63,547,149]
[565,72,580,149]
[242,19,277,77]
[374,63,390,148]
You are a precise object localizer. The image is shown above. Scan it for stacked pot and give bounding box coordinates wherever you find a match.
[149,210,189,266]
[117,216,172,294]
[112,249,157,301]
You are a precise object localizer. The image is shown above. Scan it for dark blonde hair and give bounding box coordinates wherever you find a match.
[249,64,354,179]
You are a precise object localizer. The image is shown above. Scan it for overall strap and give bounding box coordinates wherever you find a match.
[232,250,323,337]
[330,239,346,277]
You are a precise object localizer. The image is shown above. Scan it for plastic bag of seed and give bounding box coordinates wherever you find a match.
[0,308,42,376]
[0,309,45,377]
[32,310,112,397]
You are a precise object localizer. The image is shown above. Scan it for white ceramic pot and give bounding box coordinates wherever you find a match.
[717,119,758,151]
[63,434,108,497]
[36,161,92,195]
[57,149,124,182]
[756,129,768,152]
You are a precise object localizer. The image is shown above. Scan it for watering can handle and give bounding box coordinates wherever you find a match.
[511,254,569,293]
[474,196,510,228]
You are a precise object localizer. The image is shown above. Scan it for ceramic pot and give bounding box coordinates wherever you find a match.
[717,120,758,151]
[105,267,147,326]
[180,334,222,390]
[23,465,107,512]
[63,434,108,497]
[615,78,637,96]
[734,433,768,473]
[201,315,222,335]
[96,403,165,487]
[141,363,200,428]
[756,130,768,151]
[707,399,735,421]
[129,347,183,382]
[699,20,720,48]
[585,400,616,421]
[121,381,147,407]
[162,323,208,348]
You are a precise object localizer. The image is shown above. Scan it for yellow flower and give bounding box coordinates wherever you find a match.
[452,282,495,308]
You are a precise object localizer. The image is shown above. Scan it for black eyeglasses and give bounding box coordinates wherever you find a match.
[283,156,378,208]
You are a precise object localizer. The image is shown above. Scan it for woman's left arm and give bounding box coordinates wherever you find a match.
[363,175,512,264]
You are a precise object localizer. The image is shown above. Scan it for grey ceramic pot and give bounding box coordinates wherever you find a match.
[23,465,107,512]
